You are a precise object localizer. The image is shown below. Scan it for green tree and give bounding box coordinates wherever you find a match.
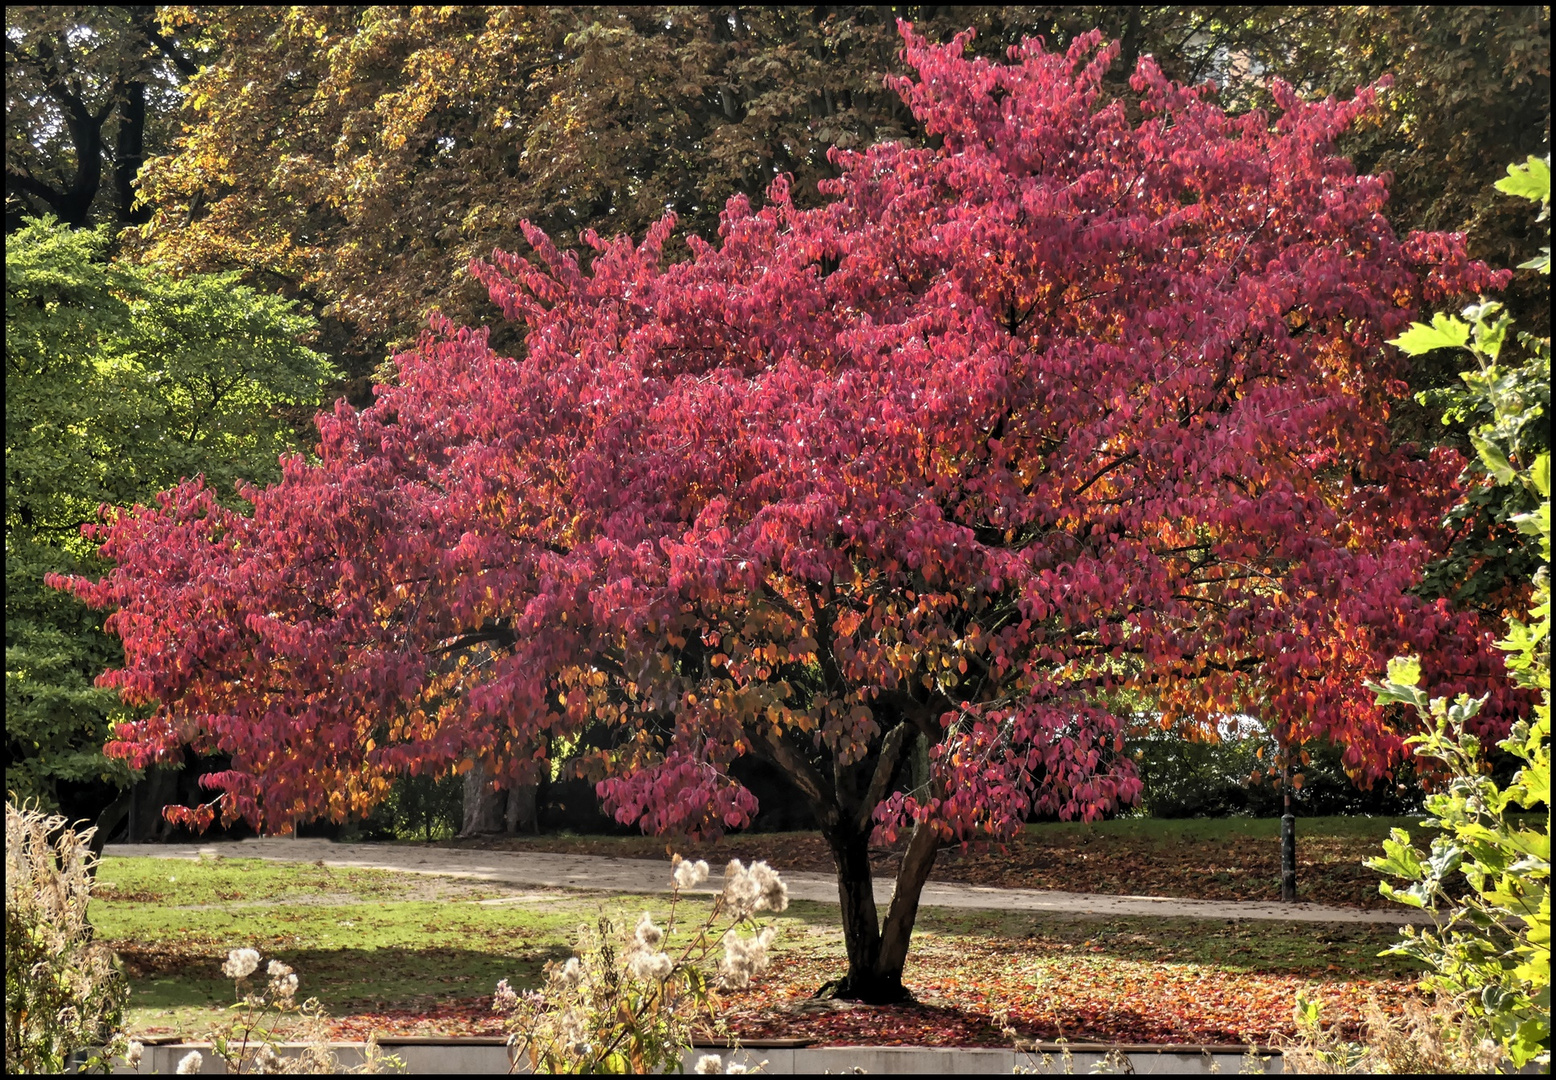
[5,215,337,826]
[1364,154,1551,1071]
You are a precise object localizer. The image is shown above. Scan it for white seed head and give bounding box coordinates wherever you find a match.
[748,861,788,912]
[222,947,261,980]
[722,860,762,916]
[176,1049,203,1074]
[719,925,775,988]
[695,1054,723,1074]
[674,857,711,889]
[634,911,665,949]
[630,948,674,982]
[560,956,584,988]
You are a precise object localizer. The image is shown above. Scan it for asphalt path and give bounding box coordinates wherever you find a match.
[104,837,1432,926]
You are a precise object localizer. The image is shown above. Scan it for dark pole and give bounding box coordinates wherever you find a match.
[1281,749,1297,902]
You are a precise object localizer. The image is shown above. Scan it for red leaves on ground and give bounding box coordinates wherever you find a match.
[319,958,1414,1046]
[452,826,1398,908]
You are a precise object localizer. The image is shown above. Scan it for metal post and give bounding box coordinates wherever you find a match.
[1281,752,1297,902]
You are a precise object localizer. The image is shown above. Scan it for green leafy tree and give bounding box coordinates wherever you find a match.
[1405,155,1551,615]
[1364,154,1551,1071]
[5,215,337,824]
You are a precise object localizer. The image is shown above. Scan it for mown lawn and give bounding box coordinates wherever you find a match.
[437,814,1432,908]
[93,853,1427,1047]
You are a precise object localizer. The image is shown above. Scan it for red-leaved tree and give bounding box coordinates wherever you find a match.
[57,26,1521,1001]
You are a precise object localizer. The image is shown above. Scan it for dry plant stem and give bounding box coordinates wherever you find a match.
[501,858,781,1074]
[5,799,129,1074]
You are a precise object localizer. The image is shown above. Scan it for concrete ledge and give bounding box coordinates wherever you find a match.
[108,1040,1285,1073]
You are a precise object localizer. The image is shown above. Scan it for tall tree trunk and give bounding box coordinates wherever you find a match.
[87,787,133,873]
[820,821,890,1000]
[1281,753,1298,901]
[113,79,148,225]
[459,759,505,837]
[876,816,941,980]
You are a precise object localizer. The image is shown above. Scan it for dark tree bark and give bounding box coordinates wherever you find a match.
[113,78,149,225]
[6,30,114,228]
[778,715,942,1004]
[8,7,197,231]
[1281,754,1298,902]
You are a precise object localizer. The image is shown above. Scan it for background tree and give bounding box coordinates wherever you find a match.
[6,216,337,836]
[62,27,1525,1000]
[126,7,1548,371]
[5,5,204,232]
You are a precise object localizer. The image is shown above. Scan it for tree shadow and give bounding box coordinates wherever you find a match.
[771,900,1424,984]
[115,944,573,1013]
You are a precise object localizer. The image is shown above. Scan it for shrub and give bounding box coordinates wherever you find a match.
[4,799,129,1073]
[347,770,464,841]
[495,856,786,1073]
[1360,152,1550,1072]
[1281,992,1507,1074]
[1363,666,1549,1069]
[205,946,404,1074]
[1129,722,1422,819]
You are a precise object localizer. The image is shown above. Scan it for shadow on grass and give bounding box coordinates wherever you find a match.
[113,943,573,1013]
[770,899,1425,984]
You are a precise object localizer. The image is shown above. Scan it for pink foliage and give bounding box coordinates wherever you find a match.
[56,24,1520,842]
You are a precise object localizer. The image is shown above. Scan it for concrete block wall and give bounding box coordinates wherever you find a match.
[114,1040,1284,1073]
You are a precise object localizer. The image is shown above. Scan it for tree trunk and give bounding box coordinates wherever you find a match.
[87,787,134,873]
[459,759,505,837]
[131,765,181,842]
[113,78,148,225]
[504,781,539,835]
[1281,756,1298,901]
[876,816,941,981]
[820,822,889,1000]
[818,814,939,1004]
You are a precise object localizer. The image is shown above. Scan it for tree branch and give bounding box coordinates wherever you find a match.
[854,720,912,834]
[750,724,838,829]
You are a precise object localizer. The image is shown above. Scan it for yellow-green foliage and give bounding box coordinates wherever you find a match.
[1362,153,1551,1072]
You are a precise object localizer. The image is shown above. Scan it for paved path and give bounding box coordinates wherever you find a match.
[103,838,1431,925]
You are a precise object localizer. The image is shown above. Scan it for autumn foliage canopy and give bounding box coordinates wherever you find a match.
[58,23,1519,994]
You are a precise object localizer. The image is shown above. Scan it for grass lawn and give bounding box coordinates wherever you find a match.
[437,814,1432,908]
[93,853,1428,1047]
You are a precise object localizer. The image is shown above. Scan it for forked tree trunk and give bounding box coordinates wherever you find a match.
[820,814,941,1003]
[759,715,940,1002]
